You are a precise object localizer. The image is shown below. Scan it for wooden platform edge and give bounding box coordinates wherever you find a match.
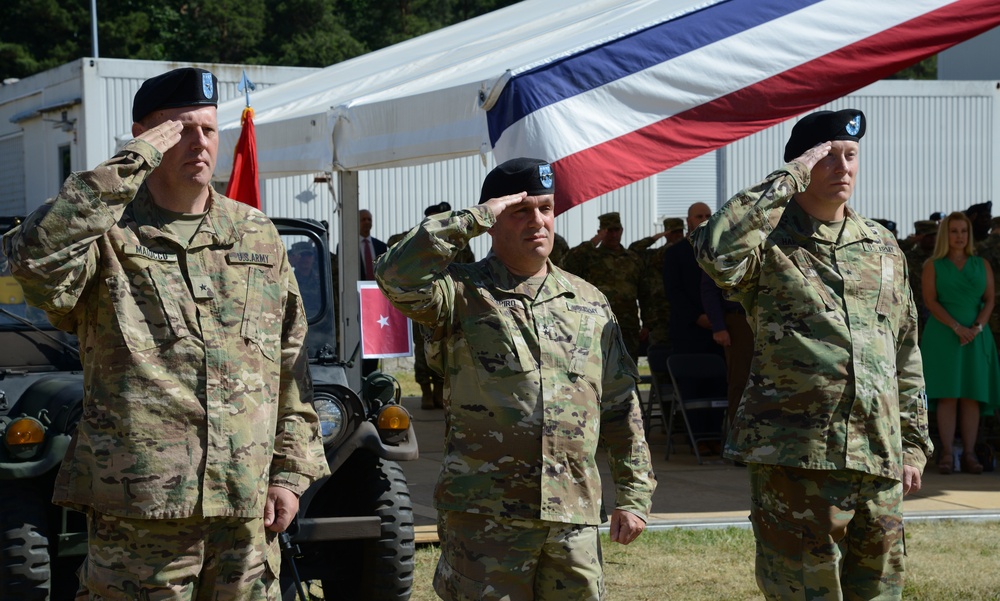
[414,524,439,545]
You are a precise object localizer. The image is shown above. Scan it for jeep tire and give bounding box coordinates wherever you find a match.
[281,454,415,601]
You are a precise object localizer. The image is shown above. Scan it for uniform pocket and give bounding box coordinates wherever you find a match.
[461,308,535,383]
[106,266,189,353]
[241,266,283,362]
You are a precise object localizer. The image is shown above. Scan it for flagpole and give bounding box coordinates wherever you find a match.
[226,71,262,210]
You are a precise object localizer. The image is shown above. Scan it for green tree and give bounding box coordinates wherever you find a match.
[0,0,531,82]
[263,0,366,67]
[0,0,90,80]
[888,56,937,80]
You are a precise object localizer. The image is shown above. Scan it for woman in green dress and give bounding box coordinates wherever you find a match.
[920,211,1000,474]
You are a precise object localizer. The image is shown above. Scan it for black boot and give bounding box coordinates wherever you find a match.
[420,382,434,409]
[432,380,444,409]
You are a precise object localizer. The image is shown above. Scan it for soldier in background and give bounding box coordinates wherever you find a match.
[629,217,685,350]
[904,220,939,335]
[3,67,329,597]
[375,157,655,599]
[562,212,648,359]
[549,232,570,267]
[692,109,932,599]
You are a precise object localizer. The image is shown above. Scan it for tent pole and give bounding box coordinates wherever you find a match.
[339,169,362,391]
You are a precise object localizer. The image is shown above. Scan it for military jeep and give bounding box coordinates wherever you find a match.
[0,216,418,601]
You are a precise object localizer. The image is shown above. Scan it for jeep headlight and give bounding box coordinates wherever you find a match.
[4,416,46,460]
[313,396,347,447]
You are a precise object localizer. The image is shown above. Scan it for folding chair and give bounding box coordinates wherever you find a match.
[665,353,729,464]
[640,343,673,435]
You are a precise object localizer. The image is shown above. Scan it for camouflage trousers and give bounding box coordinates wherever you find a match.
[748,464,905,601]
[76,512,280,600]
[433,510,604,601]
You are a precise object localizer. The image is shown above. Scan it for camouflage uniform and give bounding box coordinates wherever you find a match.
[3,138,329,596]
[628,217,684,347]
[375,207,655,598]
[902,221,938,337]
[390,225,474,409]
[562,234,647,359]
[691,161,933,600]
[549,232,570,267]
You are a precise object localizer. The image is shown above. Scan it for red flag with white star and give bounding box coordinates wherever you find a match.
[358,282,412,358]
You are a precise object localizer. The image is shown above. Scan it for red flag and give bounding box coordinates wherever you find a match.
[358,282,413,358]
[225,106,261,210]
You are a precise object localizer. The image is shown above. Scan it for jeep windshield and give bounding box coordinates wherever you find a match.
[283,233,328,323]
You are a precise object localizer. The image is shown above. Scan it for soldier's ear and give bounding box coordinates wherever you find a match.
[131,122,146,138]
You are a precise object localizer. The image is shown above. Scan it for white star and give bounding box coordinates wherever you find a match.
[377,315,390,328]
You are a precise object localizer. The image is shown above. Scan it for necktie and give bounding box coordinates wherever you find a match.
[363,238,375,280]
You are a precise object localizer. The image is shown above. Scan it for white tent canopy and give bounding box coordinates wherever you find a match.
[214,0,711,178]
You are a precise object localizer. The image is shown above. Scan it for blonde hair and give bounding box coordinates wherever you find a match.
[929,211,975,262]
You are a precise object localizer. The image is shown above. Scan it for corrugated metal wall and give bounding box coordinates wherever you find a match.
[0,134,25,214]
[262,154,659,258]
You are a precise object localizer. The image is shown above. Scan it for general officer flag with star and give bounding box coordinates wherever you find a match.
[358,282,412,358]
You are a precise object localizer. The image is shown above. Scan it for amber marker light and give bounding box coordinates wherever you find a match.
[5,417,46,458]
[376,405,411,444]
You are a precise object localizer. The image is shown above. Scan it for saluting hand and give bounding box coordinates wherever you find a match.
[134,119,184,155]
[482,192,529,220]
[794,141,833,170]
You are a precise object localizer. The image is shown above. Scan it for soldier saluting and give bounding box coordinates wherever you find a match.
[3,67,329,598]
[376,158,655,600]
[692,110,933,600]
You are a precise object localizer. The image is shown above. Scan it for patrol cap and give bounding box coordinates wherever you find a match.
[599,212,622,229]
[783,109,866,163]
[914,220,937,235]
[479,158,554,204]
[289,241,313,256]
[424,202,452,217]
[133,67,219,123]
[662,217,684,232]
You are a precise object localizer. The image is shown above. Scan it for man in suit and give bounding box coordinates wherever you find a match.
[662,202,715,355]
[359,209,388,280]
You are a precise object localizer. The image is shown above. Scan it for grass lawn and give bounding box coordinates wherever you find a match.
[410,521,1000,600]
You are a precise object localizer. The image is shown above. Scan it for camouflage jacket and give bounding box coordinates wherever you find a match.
[375,207,655,525]
[628,237,675,347]
[561,241,648,358]
[691,162,932,480]
[2,139,329,519]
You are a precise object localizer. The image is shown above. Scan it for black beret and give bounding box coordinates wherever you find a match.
[783,109,866,163]
[424,202,452,217]
[133,68,220,123]
[479,158,554,204]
